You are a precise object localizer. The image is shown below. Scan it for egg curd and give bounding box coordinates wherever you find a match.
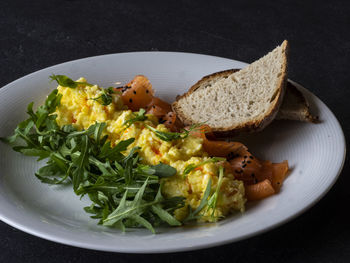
[55,78,246,222]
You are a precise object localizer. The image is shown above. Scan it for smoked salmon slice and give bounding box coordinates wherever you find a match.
[245,179,276,201]
[116,75,155,111]
[190,125,289,200]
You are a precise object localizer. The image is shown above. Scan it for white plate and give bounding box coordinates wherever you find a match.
[0,52,346,253]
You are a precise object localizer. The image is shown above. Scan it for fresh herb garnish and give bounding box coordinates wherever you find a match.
[207,166,224,219]
[1,90,184,233]
[145,123,203,142]
[148,162,177,178]
[90,87,115,106]
[50,74,93,88]
[184,178,212,222]
[183,166,225,222]
[90,93,112,106]
[182,157,226,177]
[123,108,148,127]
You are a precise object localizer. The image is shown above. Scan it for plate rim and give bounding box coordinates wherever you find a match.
[0,51,346,253]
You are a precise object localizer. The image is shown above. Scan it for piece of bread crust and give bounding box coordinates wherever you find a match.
[276,81,319,123]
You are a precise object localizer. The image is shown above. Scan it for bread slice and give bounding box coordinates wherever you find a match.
[276,81,319,123]
[172,40,289,135]
[173,71,318,123]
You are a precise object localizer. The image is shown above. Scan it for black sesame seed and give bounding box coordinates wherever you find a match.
[244,155,247,159]
[152,105,155,108]
[169,121,172,124]
[254,179,258,183]
[251,173,255,177]
[277,182,280,185]
[242,164,247,168]
[121,85,131,93]
[146,90,149,93]
[133,90,136,94]
[227,152,235,160]
[247,160,251,164]
[249,156,254,159]
[129,98,132,103]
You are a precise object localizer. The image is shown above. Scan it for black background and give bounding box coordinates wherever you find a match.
[1,0,349,262]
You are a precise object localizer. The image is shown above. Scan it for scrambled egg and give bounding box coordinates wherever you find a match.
[55,79,245,222]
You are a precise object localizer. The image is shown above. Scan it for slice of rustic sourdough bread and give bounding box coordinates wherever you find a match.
[172,40,289,135]
[276,81,319,123]
[173,69,318,124]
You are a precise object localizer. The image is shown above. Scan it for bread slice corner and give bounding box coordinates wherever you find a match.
[172,40,289,136]
[276,80,319,123]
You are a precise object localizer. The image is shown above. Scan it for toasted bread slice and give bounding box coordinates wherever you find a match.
[276,81,319,123]
[172,41,289,136]
[173,69,317,124]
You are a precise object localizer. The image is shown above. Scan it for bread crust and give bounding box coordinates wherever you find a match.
[172,40,289,137]
[276,81,319,123]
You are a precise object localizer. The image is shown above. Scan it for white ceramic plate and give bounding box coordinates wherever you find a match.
[0,52,346,253]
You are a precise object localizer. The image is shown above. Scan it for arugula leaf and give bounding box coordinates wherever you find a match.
[145,123,204,142]
[207,166,224,219]
[89,87,115,106]
[102,178,150,226]
[31,89,62,131]
[183,166,225,222]
[151,205,181,226]
[102,190,128,226]
[151,186,181,226]
[45,89,63,113]
[98,138,135,160]
[135,163,176,179]
[106,87,116,94]
[184,178,212,222]
[19,148,51,161]
[1,118,35,145]
[145,125,185,141]
[93,122,106,146]
[90,92,113,106]
[183,157,226,176]
[123,108,148,127]
[66,122,106,139]
[193,178,212,215]
[132,214,156,233]
[72,135,89,191]
[151,163,177,178]
[35,163,66,184]
[124,156,134,185]
[50,74,93,88]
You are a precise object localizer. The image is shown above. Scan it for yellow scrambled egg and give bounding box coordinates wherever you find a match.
[55,78,246,222]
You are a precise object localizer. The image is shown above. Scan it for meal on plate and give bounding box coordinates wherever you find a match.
[2,41,308,233]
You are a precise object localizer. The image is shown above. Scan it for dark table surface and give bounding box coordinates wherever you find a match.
[1,0,349,262]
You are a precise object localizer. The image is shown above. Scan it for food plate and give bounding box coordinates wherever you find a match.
[0,52,346,253]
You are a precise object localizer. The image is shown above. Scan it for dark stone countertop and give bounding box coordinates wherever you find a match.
[1,0,349,262]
